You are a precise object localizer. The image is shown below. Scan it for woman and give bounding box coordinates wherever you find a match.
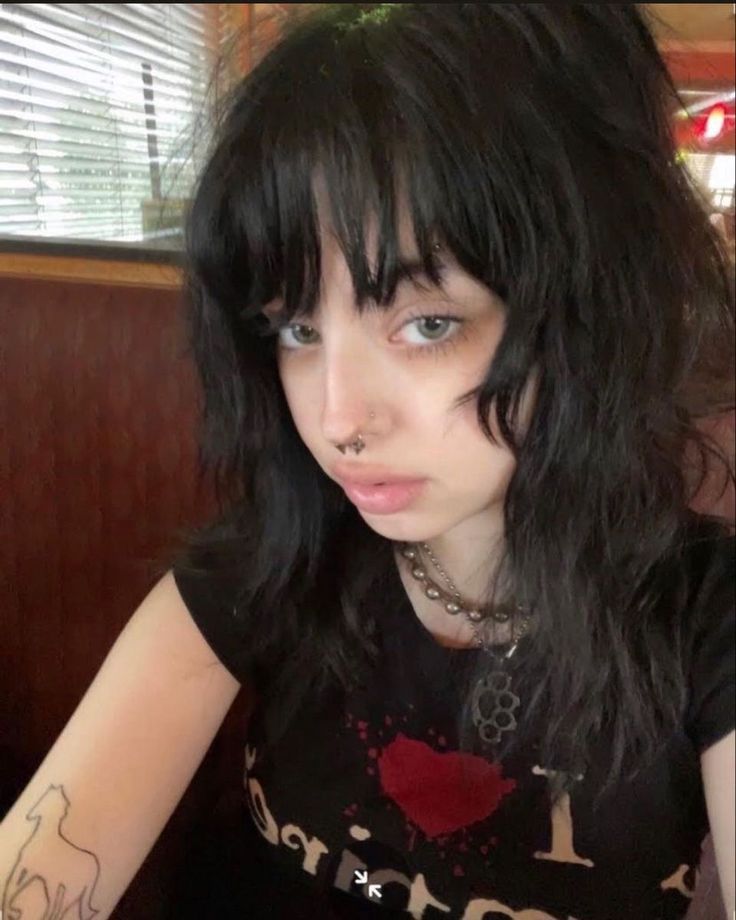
[1,4,733,919]
[161,3,736,916]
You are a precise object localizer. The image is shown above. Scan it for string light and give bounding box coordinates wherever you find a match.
[703,105,727,141]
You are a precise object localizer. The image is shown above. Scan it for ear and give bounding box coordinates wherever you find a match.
[700,729,735,917]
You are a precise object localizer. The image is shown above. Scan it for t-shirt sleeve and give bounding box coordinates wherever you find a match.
[684,533,735,754]
[172,565,256,687]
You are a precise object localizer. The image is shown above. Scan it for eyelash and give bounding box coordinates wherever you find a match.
[272,312,467,358]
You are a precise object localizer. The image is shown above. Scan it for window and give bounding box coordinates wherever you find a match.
[0,3,216,246]
[683,152,736,212]
[3,5,733,250]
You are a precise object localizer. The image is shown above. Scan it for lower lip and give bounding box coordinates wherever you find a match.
[341,480,426,514]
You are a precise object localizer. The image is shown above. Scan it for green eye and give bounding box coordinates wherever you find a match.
[413,317,452,340]
[400,314,463,349]
[279,324,319,347]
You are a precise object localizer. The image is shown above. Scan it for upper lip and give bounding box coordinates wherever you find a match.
[331,462,424,486]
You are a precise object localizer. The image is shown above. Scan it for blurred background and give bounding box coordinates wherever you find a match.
[0,3,733,251]
[0,6,733,918]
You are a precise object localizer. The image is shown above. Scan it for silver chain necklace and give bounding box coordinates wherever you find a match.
[396,540,534,748]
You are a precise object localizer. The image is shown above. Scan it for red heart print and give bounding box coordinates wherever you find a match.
[377,733,516,837]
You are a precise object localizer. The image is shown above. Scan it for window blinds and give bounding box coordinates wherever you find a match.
[0,3,213,243]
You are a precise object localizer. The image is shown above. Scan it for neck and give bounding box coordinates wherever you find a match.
[403,506,510,606]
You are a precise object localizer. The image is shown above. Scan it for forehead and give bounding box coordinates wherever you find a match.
[259,164,455,320]
[261,246,449,317]
[312,169,437,267]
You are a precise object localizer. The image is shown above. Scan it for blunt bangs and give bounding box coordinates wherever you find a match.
[186,4,572,334]
[185,1,736,454]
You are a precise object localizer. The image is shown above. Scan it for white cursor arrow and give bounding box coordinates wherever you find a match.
[353,871,383,899]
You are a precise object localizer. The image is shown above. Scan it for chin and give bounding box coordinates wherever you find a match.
[357,512,448,546]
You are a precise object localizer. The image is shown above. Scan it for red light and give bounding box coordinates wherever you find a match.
[703,105,727,140]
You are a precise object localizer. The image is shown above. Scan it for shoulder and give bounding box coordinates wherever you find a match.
[681,513,734,614]
[676,513,734,662]
[678,513,735,754]
[169,562,259,689]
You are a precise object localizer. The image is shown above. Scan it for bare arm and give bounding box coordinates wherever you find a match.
[0,571,248,920]
[701,729,736,919]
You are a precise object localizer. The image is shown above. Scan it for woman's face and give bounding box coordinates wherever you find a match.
[267,218,537,547]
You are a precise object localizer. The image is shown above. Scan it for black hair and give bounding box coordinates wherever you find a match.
[160,4,735,810]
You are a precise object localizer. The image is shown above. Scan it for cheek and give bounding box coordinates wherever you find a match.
[285,393,312,437]
[449,393,518,487]
[464,426,518,503]
[277,366,311,434]
[453,355,538,447]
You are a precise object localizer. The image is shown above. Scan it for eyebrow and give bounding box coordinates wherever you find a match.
[394,255,450,285]
[262,256,449,320]
[395,259,428,281]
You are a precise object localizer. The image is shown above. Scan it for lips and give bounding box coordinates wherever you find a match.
[341,479,426,514]
[330,462,427,513]
[332,462,422,487]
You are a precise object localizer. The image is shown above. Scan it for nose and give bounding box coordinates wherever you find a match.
[320,334,380,448]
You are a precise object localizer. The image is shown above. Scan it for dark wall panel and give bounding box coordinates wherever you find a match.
[0,274,732,916]
[0,276,248,916]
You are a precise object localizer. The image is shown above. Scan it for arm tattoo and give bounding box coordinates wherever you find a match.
[2,784,102,919]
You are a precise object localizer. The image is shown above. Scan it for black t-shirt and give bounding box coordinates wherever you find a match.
[172,522,734,919]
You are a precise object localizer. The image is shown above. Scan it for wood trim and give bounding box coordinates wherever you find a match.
[659,40,736,55]
[0,252,183,289]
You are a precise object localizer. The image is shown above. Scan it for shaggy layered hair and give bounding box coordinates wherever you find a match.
[162,3,735,809]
